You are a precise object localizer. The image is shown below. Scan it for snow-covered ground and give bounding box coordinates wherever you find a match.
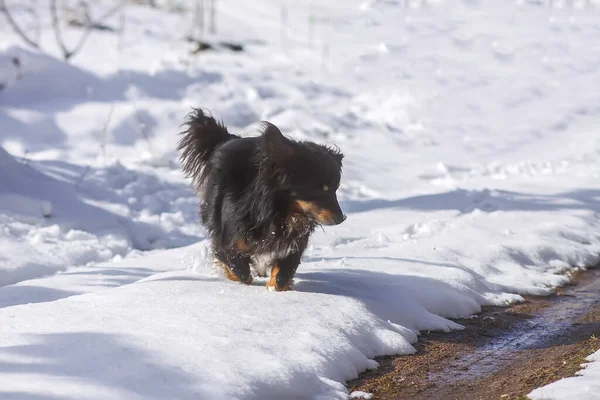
[1,0,600,398]
[530,349,600,400]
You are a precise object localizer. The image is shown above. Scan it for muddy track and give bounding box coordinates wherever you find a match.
[349,268,600,400]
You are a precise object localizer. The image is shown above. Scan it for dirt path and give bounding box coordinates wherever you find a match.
[349,268,600,400]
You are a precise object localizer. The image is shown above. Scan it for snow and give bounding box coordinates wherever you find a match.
[1,0,600,398]
[529,349,600,400]
[349,391,373,399]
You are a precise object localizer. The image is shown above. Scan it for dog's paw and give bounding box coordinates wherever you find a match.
[266,280,294,292]
[216,260,253,284]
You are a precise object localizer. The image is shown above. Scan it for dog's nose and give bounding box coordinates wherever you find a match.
[334,213,347,225]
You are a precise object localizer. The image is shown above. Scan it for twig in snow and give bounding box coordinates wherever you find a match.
[131,103,155,156]
[118,6,126,55]
[100,104,116,166]
[0,0,42,50]
[22,149,30,165]
[209,0,216,34]
[75,165,91,189]
[12,56,22,80]
[18,149,31,172]
[192,0,205,42]
[49,0,123,61]
[3,0,123,61]
[28,0,42,45]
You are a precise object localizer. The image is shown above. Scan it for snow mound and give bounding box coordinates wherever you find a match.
[0,146,199,286]
[529,349,600,400]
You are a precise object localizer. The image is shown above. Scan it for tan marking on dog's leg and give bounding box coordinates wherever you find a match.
[267,265,279,290]
[216,260,253,284]
[267,265,293,292]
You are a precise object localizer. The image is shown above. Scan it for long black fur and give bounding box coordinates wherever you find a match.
[178,108,345,290]
[177,108,239,193]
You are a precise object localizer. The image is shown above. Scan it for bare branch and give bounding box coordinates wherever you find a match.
[31,0,41,44]
[131,102,155,156]
[209,0,215,34]
[67,3,123,59]
[0,0,41,49]
[100,103,115,166]
[50,0,70,59]
[50,0,123,61]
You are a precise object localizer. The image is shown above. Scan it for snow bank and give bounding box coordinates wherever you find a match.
[0,266,414,400]
[0,145,199,286]
[529,349,600,400]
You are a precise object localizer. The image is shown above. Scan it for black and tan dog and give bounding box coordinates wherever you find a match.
[178,109,346,291]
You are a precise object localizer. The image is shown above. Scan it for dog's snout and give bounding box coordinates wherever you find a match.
[334,213,347,225]
[317,210,346,226]
[295,198,346,226]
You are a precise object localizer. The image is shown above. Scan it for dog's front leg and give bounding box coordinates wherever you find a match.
[267,250,303,292]
[214,249,253,284]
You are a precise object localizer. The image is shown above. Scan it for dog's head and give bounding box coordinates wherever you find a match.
[260,122,346,226]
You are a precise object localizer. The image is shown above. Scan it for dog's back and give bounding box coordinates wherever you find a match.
[200,137,260,229]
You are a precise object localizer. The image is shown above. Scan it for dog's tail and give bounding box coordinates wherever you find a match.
[178,108,239,191]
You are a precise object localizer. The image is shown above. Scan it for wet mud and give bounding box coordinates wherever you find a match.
[349,268,600,400]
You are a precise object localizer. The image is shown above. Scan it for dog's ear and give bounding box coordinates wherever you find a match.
[260,121,293,162]
[327,146,343,169]
[332,151,343,169]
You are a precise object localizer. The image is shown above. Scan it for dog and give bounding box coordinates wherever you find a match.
[178,109,346,291]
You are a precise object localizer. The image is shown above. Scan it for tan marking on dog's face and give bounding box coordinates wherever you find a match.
[293,200,315,213]
[316,209,335,224]
[293,200,337,225]
[323,185,329,192]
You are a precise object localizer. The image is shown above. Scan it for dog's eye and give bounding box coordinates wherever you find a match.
[322,185,329,192]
